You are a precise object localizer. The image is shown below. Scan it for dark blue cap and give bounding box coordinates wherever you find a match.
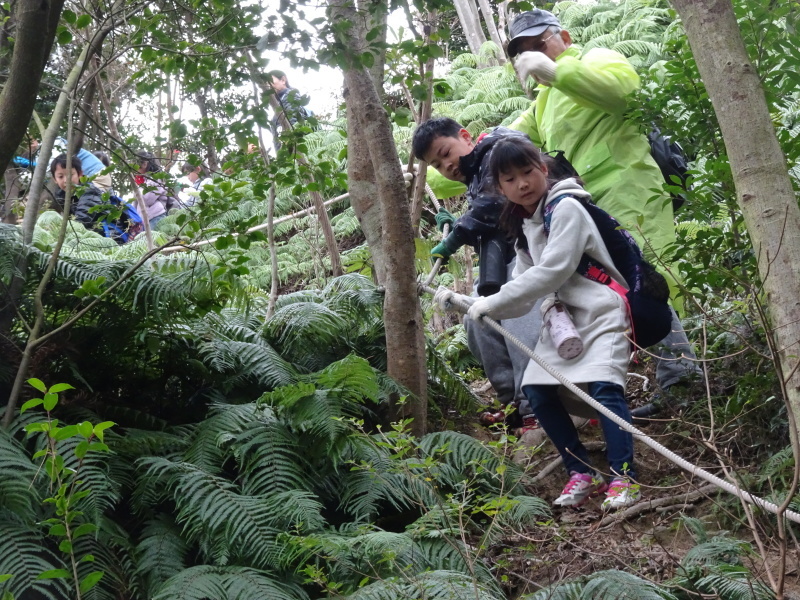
[508,10,561,57]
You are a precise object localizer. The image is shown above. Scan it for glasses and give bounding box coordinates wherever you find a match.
[519,31,558,55]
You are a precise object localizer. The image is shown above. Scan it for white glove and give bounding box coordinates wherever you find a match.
[515,51,557,86]
[434,286,474,312]
[467,298,492,324]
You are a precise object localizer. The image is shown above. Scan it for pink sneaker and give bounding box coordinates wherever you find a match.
[554,471,608,507]
[601,478,641,510]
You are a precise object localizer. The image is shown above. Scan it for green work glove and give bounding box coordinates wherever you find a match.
[431,236,459,263]
[434,207,455,232]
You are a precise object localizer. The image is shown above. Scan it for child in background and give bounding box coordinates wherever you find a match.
[435,136,640,510]
[49,154,105,232]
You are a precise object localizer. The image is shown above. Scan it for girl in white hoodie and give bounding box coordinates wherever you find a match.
[436,136,639,510]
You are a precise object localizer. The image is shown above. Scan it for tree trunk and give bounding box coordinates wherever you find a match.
[476,0,506,63]
[452,0,488,56]
[668,2,800,595]
[195,91,220,174]
[346,106,388,284]
[0,0,66,175]
[329,0,428,436]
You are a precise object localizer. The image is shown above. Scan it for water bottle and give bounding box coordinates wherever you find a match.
[477,233,507,297]
[543,300,584,359]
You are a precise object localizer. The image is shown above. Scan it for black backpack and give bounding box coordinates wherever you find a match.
[543,193,673,349]
[648,127,691,211]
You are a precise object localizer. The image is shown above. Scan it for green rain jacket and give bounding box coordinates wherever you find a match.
[428,45,675,264]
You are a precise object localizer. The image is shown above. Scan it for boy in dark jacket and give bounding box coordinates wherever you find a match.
[412,118,541,433]
[50,154,105,231]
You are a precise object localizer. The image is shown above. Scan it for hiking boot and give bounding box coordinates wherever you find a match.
[601,478,641,510]
[520,415,539,432]
[554,471,608,508]
[479,410,506,427]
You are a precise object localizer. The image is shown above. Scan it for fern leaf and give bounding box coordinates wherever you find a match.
[0,520,70,600]
[153,565,305,600]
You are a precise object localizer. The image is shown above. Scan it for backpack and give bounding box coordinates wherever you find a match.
[543,193,673,349]
[648,127,691,211]
[100,195,145,244]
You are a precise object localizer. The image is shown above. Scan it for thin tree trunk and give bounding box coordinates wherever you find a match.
[95,74,155,252]
[195,91,220,174]
[476,0,506,63]
[2,166,22,224]
[346,106,388,284]
[410,14,437,230]
[497,1,509,46]
[669,1,800,597]
[246,55,343,277]
[452,0,487,56]
[330,0,428,436]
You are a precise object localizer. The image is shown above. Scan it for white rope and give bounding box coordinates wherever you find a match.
[420,284,800,525]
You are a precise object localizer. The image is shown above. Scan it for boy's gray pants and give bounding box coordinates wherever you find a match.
[464,262,701,415]
[464,260,541,417]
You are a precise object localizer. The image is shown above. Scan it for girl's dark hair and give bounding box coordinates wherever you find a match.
[50,153,83,176]
[135,150,161,173]
[489,136,583,246]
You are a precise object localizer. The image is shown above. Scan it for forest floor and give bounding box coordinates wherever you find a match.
[454,370,800,599]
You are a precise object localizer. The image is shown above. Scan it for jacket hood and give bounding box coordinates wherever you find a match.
[458,127,530,184]
[529,178,592,224]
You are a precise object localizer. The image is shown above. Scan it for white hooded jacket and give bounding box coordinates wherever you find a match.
[480,179,631,388]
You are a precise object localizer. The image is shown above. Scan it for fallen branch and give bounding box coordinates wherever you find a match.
[599,483,718,528]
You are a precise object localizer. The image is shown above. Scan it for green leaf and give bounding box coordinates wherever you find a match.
[38,569,71,579]
[0,574,13,583]
[20,398,43,413]
[28,378,47,393]
[74,441,90,459]
[62,9,76,23]
[79,571,104,594]
[53,424,78,441]
[77,421,93,439]
[76,14,91,28]
[43,392,58,411]
[361,51,375,69]
[49,523,67,536]
[57,29,72,45]
[80,554,95,562]
[73,523,98,540]
[93,421,115,442]
[59,539,73,554]
[48,383,74,393]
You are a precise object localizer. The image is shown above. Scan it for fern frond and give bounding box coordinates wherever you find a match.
[152,565,305,600]
[349,569,504,600]
[582,570,678,600]
[231,421,314,496]
[0,520,70,600]
[0,430,40,520]
[138,457,284,566]
[135,514,190,597]
[419,431,523,491]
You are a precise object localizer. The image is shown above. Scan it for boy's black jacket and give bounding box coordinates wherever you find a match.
[449,127,529,250]
[53,184,105,228]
